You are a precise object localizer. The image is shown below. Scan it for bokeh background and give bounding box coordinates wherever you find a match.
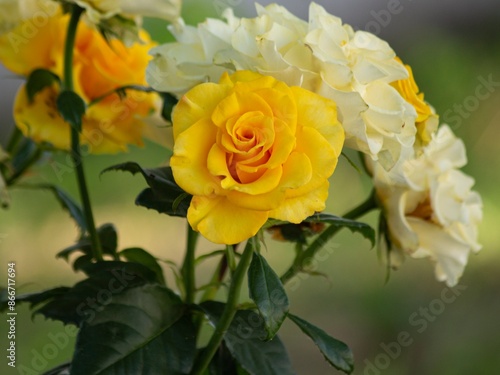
[1,0,499,374]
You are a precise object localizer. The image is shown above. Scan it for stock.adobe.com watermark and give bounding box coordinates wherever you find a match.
[443,75,500,130]
[12,266,139,374]
[363,284,467,375]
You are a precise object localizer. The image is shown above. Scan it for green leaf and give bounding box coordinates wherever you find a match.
[101,162,191,217]
[97,223,118,257]
[26,68,60,103]
[288,313,354,374]
[0,287,71,313]
[201,301,296,375]
[57,223,118,261]
[209,341,238,375]
[120,247,166,285]
[10,137,38,176]
[306,213,376,247]
[248,251,289,340]
[56,90,86,132]
[19,262,157,325]
[42,362,71,375]
[70,285,195,375]
[73,254,93,272]
[160,92,178,123]
[33,184,87,234]
[341,152,362,174]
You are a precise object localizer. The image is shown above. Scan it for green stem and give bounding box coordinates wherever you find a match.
[191,237,255,375]
[6,127,23,154]
[280,190,377,284]
[182,225,198,304]
[343,189,377,220]
[88,85,155,106]
[62,6,82,91]
[225,245,237,273]
[64,6,103,261]
[6,146,42,186]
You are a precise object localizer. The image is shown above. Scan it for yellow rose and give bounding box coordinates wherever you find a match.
[171,71,344,244]
[392,58,438,145]
[1,11,158,153]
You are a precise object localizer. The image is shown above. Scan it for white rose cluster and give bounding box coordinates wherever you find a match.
[147,1,482,285]
[147,2,417,169]
[369,125,482,286]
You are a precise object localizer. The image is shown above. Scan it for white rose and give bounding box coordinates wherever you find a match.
[372,125,482,286]
[72,0,181,23]
[148,2,424,169]
[147,5,316,94]
[0,0,58,34]
[306,3,416,169]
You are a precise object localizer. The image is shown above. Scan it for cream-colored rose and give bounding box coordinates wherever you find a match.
[72,0,181,23]
[371,125,482,286]
[147,2,422,170]
[305,3,417,169]
[0,0,58,34]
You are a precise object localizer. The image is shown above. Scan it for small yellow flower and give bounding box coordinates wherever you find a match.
[171,71,344,244]
[1,11,158,153]
[392,58,438,145]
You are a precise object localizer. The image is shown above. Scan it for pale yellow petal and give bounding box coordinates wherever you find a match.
[173,82,230,139]
[188,195,269,244]
[171,118,221,196]
[269,180,329,223]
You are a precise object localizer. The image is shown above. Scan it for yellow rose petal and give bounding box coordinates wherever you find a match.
[226,188,285,211]
[296,126,338,185]
[269,180,330,223]
[279,151,313,189]
[173,82,230,139]
[171,70,345,244]
[292,86,344,156]
[212,91,273,128]
[208,142,283,194]
[188,195,269,244]
[171,118,221,196]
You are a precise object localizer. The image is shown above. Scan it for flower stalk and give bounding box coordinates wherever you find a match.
[6,127,23,155]
[63,5,103,261]
[280,190,377,285]
[182,224,199,304]
[190,237,255,375]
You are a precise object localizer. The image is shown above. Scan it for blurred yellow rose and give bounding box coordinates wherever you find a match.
[171,71,344,244]
[0,11,159,153]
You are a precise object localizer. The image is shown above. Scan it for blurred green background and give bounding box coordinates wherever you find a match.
[1,1,499,374]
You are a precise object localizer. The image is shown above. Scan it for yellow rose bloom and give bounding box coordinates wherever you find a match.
[171,71,344,244]
[392,58,438,145]
[1,11,158,153]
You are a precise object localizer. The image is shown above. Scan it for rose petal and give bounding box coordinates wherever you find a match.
[188,195,269,244]
[408,217,471,287]
[173,82,230,139]
[171,118,221,196]
[269,180,329,223]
